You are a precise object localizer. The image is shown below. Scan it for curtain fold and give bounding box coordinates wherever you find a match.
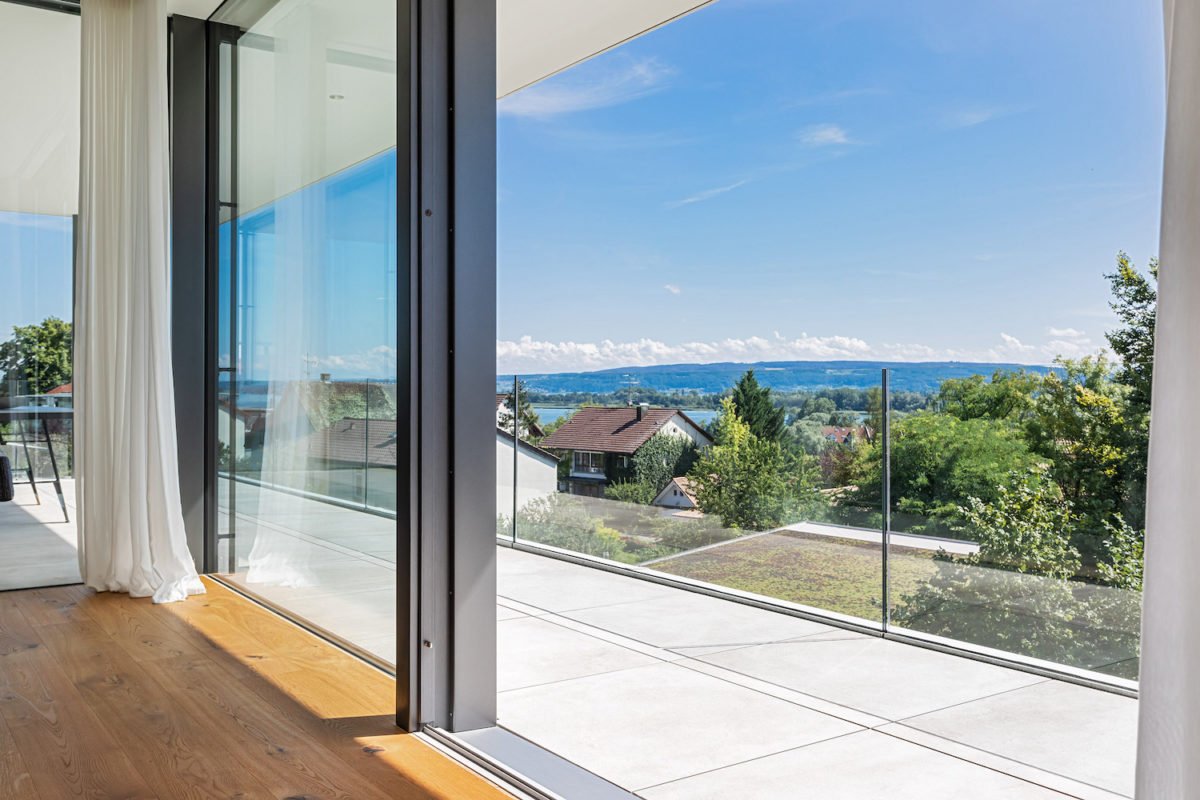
[1136,0,1200,794]
[75,0,204,604]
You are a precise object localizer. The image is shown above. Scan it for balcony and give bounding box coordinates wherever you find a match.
[216,482,1137,799]
[0,478,79,591]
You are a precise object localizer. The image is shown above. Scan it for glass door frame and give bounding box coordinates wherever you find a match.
[194,0,501,734]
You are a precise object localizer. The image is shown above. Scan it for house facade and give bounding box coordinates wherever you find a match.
[541,404,713,497]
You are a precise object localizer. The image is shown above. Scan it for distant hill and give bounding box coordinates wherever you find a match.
[498,360,1056,396]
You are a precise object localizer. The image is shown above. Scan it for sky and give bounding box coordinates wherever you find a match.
[0,211,73,336]
[1,1,1166,382]
[496,0,1166,375]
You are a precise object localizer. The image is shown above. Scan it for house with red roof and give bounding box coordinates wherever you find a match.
[541,404,712,497]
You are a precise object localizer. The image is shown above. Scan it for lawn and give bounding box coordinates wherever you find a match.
[648,529,939,622]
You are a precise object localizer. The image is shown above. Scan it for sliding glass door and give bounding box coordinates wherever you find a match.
[0,1,80,591]
[210,0,404,666]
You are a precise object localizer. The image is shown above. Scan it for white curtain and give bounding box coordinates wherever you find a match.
[1136,1,1200,795]
[75,0,204,604]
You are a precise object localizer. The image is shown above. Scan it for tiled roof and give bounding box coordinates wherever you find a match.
[47,383,73,395]
[670,476,697,502]
[541,407,709,455]
[306,417,398,467]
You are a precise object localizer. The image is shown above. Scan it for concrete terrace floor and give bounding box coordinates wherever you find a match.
[217,483,1137,799]
[0,479,80,591]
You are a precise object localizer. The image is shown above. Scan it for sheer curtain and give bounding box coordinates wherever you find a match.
[1136,0,1200,794]
[75,0,203,603]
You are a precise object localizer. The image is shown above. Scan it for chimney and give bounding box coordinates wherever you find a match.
[637,402,648,421]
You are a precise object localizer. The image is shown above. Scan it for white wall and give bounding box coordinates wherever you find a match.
[217,407,247,460]
[496,432,557,515]
[663,417,711,449]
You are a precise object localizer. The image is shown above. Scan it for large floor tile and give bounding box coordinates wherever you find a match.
[640,729,1068,799]
[900,680,1137,796]
[562,590,833,653]
[698,634,1044,720]
[0,484,80,590]
[498,549,679,613]
[499,661,859,791]
[498,616,660,691]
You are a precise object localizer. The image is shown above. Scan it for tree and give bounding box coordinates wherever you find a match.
[1024,356,1128,556]
[851,411,1041,536]
[936,369,1040,423]
[800,396,836,419]
[498,379,543,440]
[605,480,658,505]
[957,466,1081,579]
[888,466,1141,677]
[632,432,699,493]
[689,398,818,530]
[731,370,786,442]
[0,317,72,397]
[507,495,626,560]
[1105,253,1156,525]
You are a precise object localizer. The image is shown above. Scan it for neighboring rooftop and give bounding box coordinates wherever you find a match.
[306,417,398,466]
[541,407,710,455]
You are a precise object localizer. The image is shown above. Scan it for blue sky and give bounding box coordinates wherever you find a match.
[497,0,1165,374]
[0,211,73,336]
[1,2,1166,382]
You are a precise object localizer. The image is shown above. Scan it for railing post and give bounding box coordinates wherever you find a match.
[881,367,891,630]
[512,374,519,542]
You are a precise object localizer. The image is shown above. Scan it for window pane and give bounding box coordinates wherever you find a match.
[0,3,80,591]
[215,0,401,665]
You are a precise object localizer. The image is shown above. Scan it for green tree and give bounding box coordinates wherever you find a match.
[507,495,627,560]
[888,467,1141,678]
[689,398,818,530]
[852,412,1041,536]
[0,317,72,397]
[936,369,1040,423]
[800,396,836,419]
[957,466,1081,579]
[633,431,699,493]
[1024,356,1128,555]
[499,379,543,440]
[1105,252,1156,525]
[605,480,658,505]
[1097,517,1145,592]
[731,370,786,442]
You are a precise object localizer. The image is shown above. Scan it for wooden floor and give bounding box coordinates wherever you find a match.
[0,577,511,800]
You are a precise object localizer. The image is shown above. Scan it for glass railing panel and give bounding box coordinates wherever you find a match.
[508,372,888,627]
[884,364,1143,680]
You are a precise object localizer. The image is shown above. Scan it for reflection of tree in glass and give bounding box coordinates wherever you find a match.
[0,317,72,397]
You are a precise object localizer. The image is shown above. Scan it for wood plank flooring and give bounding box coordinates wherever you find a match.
[0,578,511,800]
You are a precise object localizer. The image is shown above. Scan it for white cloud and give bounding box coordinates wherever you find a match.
[998,332,1035,353]
[496,330,1113,374]
[666,179,749,208]
[498,57,674,118]
[1047,326,1086,339]
[307,345,397,378]
[663,284,682,295]
[798,123,852,147]
[498,333,875,373]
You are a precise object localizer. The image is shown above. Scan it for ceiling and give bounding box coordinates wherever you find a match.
[497,0,713,98]
[0,2,80,217]
[0,0,714,218]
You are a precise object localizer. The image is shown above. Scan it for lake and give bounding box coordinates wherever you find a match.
[534,406,719,427]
